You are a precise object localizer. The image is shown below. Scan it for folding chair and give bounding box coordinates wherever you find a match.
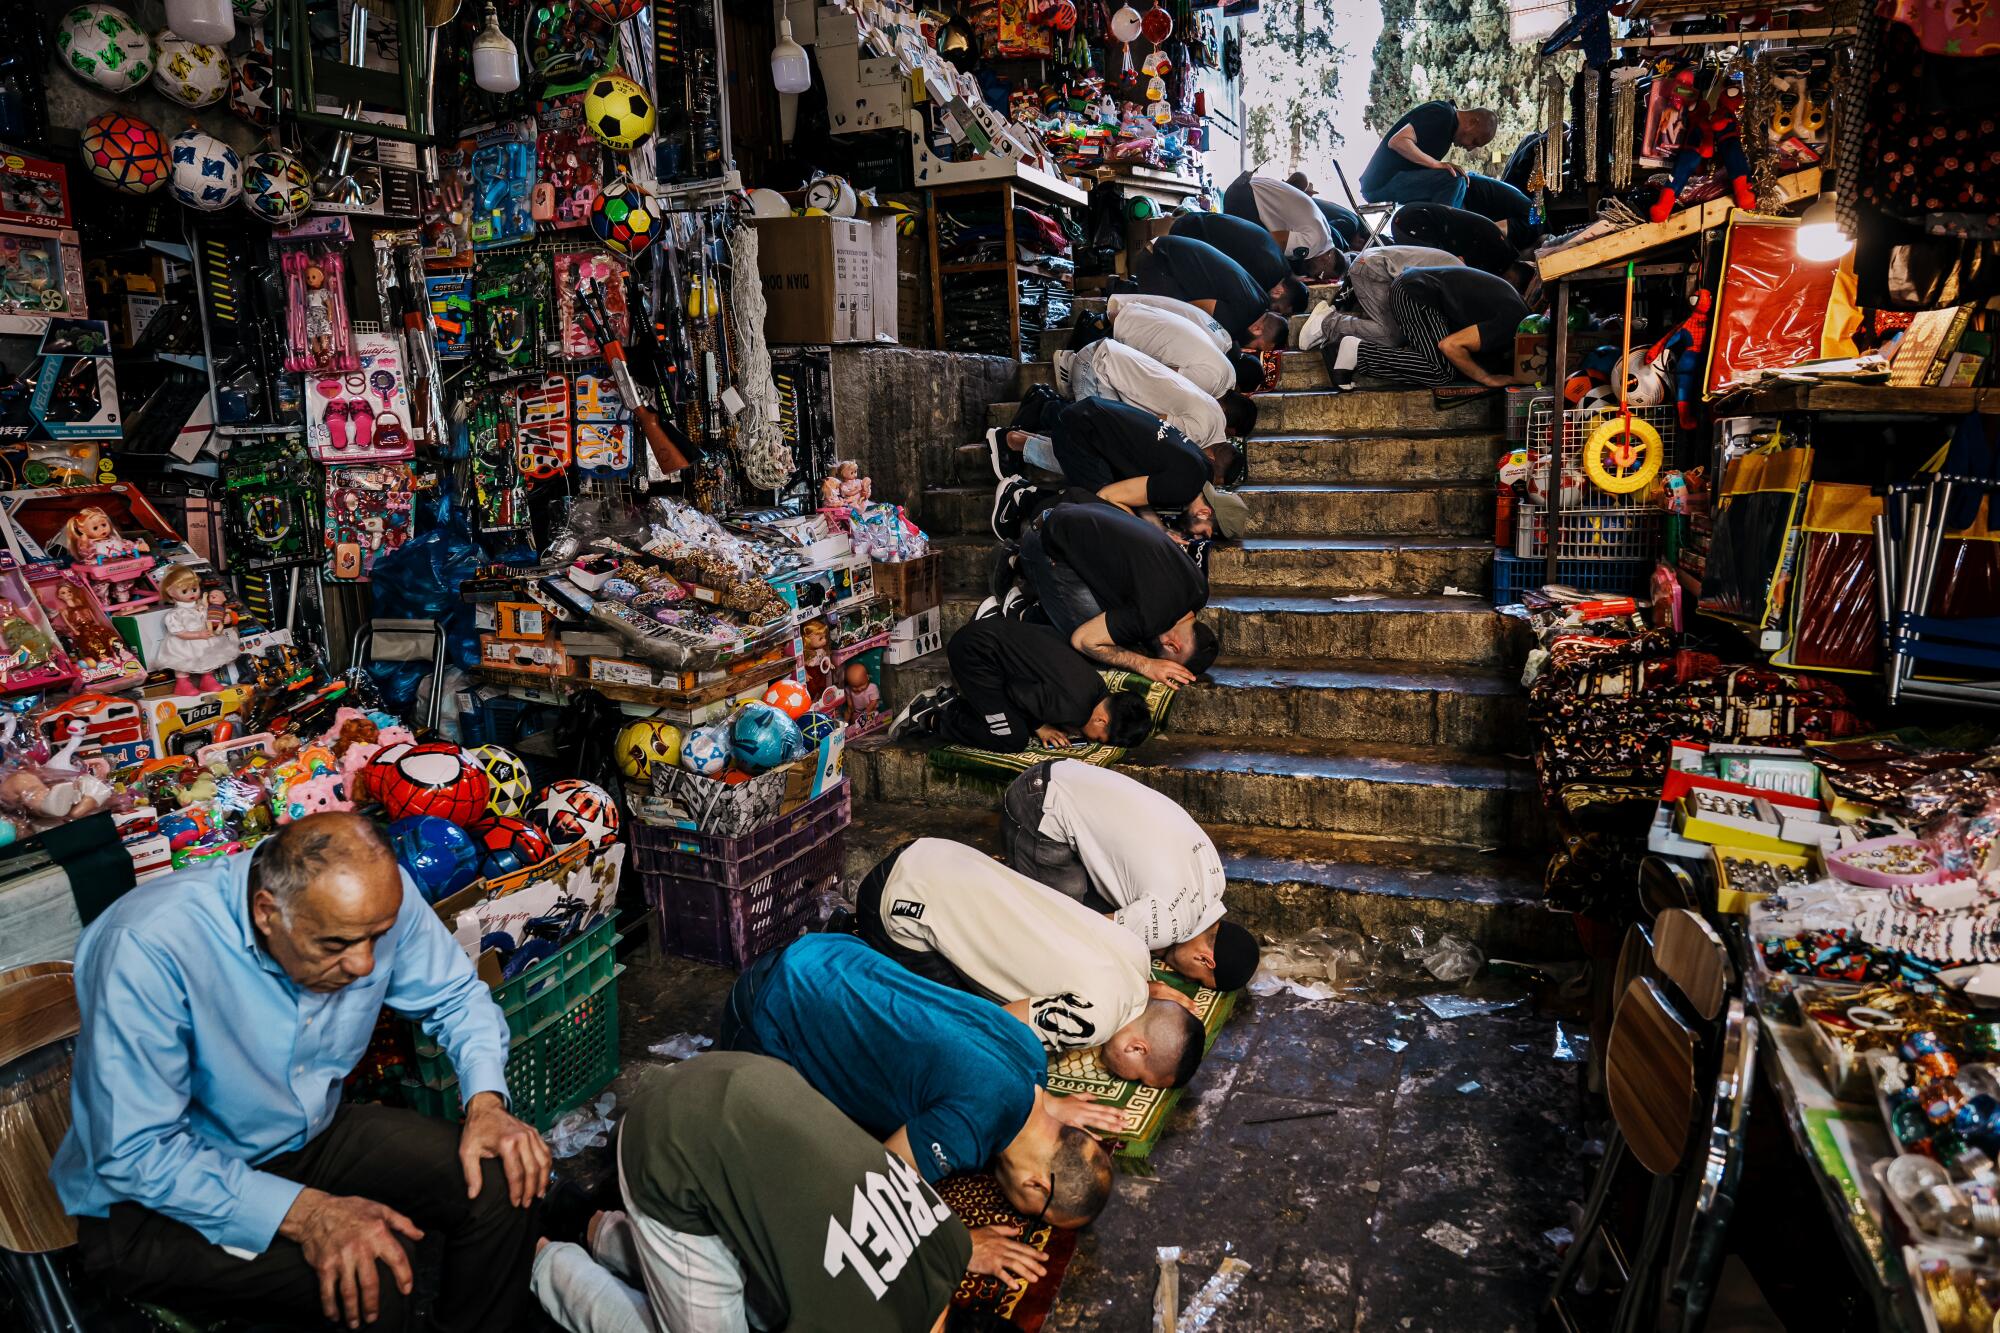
[1330,162,1395,252]
[349,618,449,734]
[1659,998,1760,1332]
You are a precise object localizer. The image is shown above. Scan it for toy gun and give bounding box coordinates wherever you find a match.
[574,279,690,475]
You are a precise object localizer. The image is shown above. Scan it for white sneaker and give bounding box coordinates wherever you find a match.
[1298,301,1337,352]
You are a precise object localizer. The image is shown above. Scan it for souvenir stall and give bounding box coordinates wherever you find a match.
[0,0,947,1143]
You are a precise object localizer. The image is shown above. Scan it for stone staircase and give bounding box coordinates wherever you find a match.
[842,344,1568,960]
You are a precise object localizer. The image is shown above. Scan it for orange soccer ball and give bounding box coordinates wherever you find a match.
[763,678,812,719]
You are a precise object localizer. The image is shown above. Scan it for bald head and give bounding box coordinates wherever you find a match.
[249,813,404,992]
[1455,109,1499,148]
[1103,998,1208,1088]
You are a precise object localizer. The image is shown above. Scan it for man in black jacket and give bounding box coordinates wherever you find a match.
[1168,212,1310,314]
[1131,235,1290,350]
[889,619,1154,752]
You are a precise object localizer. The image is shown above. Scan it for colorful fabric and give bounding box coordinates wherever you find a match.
[928,671,1177,780]
[938,1173,1078,1333]
[1888,0,2000,58]
[1045,967,1238,1164]
[1855,22,2000,239]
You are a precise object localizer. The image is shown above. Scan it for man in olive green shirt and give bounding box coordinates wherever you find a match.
[532,1053,1041,1333]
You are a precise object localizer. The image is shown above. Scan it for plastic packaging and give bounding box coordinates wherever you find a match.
[1705,216,1840,395]
[546,1092,616,1158]
[1152,1247,1180,1333]
[1178,1257,1250,1331]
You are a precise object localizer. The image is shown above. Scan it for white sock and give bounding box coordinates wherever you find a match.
[1333,335,1360,372]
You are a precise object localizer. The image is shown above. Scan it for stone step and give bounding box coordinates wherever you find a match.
[1063,284,1338,325]
[842,801,1571,958]
[923,592,1518,667]
[845,732,1539,848]
[919,481,1493,540]
[986,387,1501,435]
[1018,350,1330,393]
[933,533,1494,597]
[886,650,1524,750]
[948,431,1507,487]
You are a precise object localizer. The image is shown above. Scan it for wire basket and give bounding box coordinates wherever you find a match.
[1521,395,1678,562]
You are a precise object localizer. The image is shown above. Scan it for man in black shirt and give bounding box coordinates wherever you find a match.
[888,619,1155,752]
[994,396,1243,522]
[1017,501,1217,686]
[1358,100,1533,235]
[1391,202,1529,281]
[1131,236,1290,350]
[1167,212,1308,313]
[1323,266,1531,391]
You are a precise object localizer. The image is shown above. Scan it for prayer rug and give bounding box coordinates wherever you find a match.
[938,1172,1077,1333]
[1045,967,1240,1167]
[926,671,1178,781]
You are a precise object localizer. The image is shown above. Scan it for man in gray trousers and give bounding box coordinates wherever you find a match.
[1299,244,1461,349]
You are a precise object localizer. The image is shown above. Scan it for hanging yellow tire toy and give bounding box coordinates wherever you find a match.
[1583,410,1664,494]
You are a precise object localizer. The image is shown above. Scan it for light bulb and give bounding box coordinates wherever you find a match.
[166,0,235,44]
[472,3,521,94]
[1796,192,1853,262]
[771,18,811,95]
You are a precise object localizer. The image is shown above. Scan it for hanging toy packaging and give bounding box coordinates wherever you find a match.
[476,251,550,375]
[555,250,629,359]
[304,331,415,462]
[466,119,539,251]
[324,463,417,581]
[277,221,360,374]
[223,435,321,569]
[535,95,602,229]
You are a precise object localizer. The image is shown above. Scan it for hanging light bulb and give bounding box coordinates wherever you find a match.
[471,2,521,94]
[1796,191,1853,263]
[771,18,811,95]
[165,0,235,45]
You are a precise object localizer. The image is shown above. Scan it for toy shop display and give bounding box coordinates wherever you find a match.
[0,155,73,233]
[76,112,170,196]
[305,332,416,461]
[0,321,122,453]
[323,462,416,581]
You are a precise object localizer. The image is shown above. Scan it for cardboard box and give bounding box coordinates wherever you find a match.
[751,216,899,345]
[481,635,570,673]
[496,600,552,641]
[0,153,73,230]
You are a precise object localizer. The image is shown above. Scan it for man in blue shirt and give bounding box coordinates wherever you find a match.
[52,812,551,1332]
[720,934,1117,1230]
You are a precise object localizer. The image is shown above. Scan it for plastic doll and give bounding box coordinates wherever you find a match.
[152,566,241,697]
[65,506,146,563]
[50,582,125,666]
[0,597,53,670]
[821,461,872,507]
[842,659,880,723]
[304,264,335,365]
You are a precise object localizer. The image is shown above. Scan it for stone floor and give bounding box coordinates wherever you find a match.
[593,935,1589,1333]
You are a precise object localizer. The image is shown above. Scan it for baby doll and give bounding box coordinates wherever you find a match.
[841,659,880,723]
[152,566,241,697]
[304,263,334,366]
[820,461,872,507]
[65,506,146,563]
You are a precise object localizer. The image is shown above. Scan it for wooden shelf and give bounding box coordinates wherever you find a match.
[1612,24,1853,47]
[939,260,1073,281]
[1537,168,1822,280]
[1716,381,2000,415]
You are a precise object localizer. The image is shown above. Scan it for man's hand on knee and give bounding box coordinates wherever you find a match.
[459,1090,552,1208]
[280,1186,424,1329]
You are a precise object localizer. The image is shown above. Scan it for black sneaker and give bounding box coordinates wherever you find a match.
[987,544,1021,603]
[888,685,956,740]
[985,427,1019,479]
[992,476,1037,542]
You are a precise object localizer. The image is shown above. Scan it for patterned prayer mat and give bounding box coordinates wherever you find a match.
[927,671,1178,780]
[1045,967,1240,1166]
[938,1172,1077,1333]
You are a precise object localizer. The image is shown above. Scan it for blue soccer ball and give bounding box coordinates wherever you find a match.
[680,724,731,776]
[387,815,481,903]
[796,710,843,746]
[731,701,805,771]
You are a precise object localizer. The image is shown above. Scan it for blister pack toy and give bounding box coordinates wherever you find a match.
[572,372,632,476]
[535,94,602,229]
[304,332,415,463]
[467,119,538,251]
[426,272,473,359]
[0,564,77,696]
[222,435,321,570]
[554,251,628,359]
[0,225,84,324]
[323,462,416,582]
[279,240,359,374]
[469,395,528,532]
[514,374,573,481]
[29,567,141,690]
[423,141,474,269]
[474,251,549,375]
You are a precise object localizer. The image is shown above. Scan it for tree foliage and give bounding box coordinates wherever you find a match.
[1242,0,1348,171]
[1365,0,1558,170]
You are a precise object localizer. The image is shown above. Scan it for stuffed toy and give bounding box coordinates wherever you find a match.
[1650,70,1757,223]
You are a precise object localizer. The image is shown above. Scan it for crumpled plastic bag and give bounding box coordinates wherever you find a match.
[1247,927,1374,1000]
[648,1033,712,1062]
[1404,928,1484,984]
[546,1093,616,1159]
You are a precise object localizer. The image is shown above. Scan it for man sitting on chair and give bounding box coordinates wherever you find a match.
[1358,101,1535,238]
[53,813,549,1333]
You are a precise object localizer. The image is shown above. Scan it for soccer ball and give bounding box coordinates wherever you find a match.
[588,178,658,259]
[229,44,274,126]
[615,719,681,782]
[529,779,621,851]
[58,5,155,94]
[796,711,843,746]
[584,72,656,150]
[680,725,730,776]
[241,149,311,224]
[231,0,270,15]
[583,0,645,19]
[78,113,169,195]
[152,32,228,107]
[169,129,241,211]
[730,702,805,772]
[372,741,492,825]
[468,744,532,817]
[387,816,481,904]
[763,678,812,719]
[469,814,553,878]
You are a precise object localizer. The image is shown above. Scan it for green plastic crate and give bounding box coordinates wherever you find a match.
[408,912,619,1084]
[403,963,624,1133]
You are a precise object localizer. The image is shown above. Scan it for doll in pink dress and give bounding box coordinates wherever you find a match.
[63,506,156,608]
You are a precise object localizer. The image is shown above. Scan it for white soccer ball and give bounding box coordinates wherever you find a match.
[57,4,156,94]
[168,129,241,211]
[240,148,310,224]
[151,30,229,107]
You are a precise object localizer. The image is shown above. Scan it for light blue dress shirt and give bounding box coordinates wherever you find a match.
[50,845,511,1255]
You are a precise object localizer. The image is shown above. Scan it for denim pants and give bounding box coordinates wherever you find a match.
[1018,523,1103,638]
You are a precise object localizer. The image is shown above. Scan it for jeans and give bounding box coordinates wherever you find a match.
[75,1104,542,1333]
[999,761,1094,901]
[1020,432,1060,475]
[1018,523,1103,639]
[1065,342,1108,402]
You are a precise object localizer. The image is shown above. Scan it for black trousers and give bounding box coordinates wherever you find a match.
[938,623,1032,751]
[1221,172,1260,225]
[75,1103,541,1333]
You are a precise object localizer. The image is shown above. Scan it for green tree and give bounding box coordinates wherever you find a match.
[1242,0,1348,172]
[1365,0,1562,171]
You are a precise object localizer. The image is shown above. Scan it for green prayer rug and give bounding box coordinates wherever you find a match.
[926,671,1179,781]
[1045,967,1240,1166]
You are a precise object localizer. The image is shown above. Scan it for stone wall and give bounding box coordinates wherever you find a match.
[827,345,1015,529]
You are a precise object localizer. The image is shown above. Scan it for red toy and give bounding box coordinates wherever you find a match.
[1649,70,1757,224]
[529,778,620,850]
[372,741,492,824]
[763,678,812,719]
